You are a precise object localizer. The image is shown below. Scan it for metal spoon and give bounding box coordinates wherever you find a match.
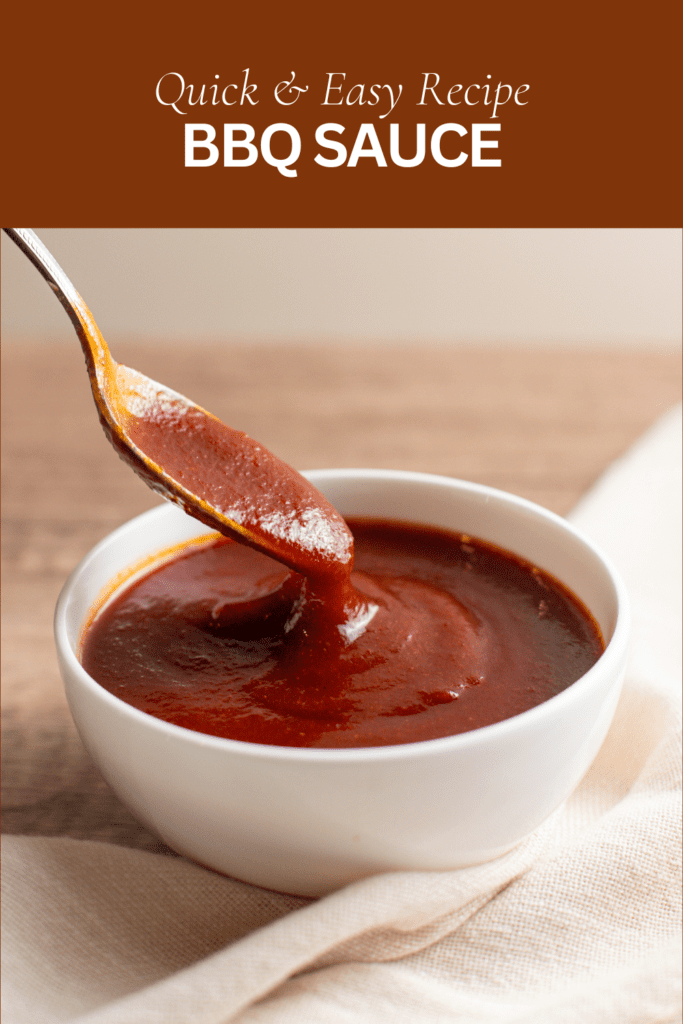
[4,228,353,580]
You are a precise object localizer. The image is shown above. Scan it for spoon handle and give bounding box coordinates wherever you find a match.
[3,228,114,381]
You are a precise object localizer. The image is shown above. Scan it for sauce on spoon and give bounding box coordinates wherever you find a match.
[3,228,353,582]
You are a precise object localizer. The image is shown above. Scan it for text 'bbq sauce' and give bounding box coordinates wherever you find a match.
[81,519,604,748]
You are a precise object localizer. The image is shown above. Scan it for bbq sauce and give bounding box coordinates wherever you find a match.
[120,387,354,581]
[81,519,604,748]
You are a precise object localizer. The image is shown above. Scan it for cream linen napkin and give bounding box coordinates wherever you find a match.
[3,406,681,1024]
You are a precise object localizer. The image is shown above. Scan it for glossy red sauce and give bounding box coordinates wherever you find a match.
[81,519,604,748]
[121,389,354,581]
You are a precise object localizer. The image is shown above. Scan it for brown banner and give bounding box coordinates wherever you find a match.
[3,1,681,226]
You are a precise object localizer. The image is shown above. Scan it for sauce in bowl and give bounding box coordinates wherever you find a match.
[77,340,604,750]
[81,518,604,748]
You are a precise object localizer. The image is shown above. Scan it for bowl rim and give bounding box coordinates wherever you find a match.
[54,468,630,764]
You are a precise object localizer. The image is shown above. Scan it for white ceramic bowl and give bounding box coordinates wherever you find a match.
[55,470,629,897]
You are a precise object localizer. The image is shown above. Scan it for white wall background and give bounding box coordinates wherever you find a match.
[1,229,680,346]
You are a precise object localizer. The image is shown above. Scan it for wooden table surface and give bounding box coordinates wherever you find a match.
[2,340,680,855]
